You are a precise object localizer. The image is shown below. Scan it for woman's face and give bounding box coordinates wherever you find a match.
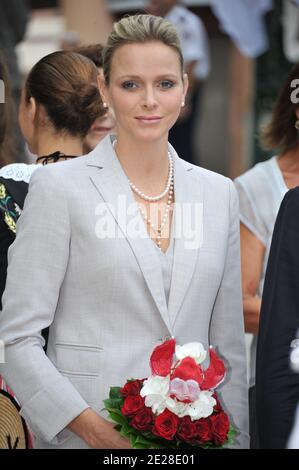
[102,41,188,144]
[83,107,116,153]
[18,88,37,153]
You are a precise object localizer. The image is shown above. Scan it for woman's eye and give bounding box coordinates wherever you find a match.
[122,81,138,90]
[159,80,175,89]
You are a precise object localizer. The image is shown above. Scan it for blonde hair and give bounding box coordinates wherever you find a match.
[102,14,184,84]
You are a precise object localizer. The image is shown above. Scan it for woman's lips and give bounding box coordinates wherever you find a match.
[135,116,162,124]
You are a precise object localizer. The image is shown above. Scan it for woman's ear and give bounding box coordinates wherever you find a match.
[182,72,189,102]
[97,74,109,108]
[27,97,37,123]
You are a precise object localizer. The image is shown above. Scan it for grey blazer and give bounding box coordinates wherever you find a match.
[0,135,249,449]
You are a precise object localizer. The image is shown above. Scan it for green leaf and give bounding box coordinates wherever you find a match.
[135,435,153,446]
[106,407,125,419]
[133,443,150,449]
[109,387,122,399]
[103,397,123,410]
[103,399,112,409]
[107,411,128,426]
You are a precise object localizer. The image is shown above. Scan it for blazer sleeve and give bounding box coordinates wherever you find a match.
[256,187,299,449]
[210,179,249,449]
[0,167,89,444]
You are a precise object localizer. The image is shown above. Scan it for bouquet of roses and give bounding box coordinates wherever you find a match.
[103,339,236,449]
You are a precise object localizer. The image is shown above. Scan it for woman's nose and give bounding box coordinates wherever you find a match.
[142,87,158,109]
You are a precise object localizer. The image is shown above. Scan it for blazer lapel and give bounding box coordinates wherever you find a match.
[86,135,171,334]
[167,151,203,333]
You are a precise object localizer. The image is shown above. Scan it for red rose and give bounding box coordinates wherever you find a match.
[212,392,223,413]
[130,407,154,432]
[194,418,212,444]
[120,380,143,397]
[150,339,176,377]
[121,395,145,417]
[152,409,180,441]
[177,416,197,442]
[210,412,229,446]
[171,357,204,386]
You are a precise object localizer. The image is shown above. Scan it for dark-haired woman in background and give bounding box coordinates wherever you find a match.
[0,50,104,308]
[0,49,104,448]
[235,62,299,448]
[0,53,33,449]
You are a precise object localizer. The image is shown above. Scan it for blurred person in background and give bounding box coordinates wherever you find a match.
[0,52,33,448]
[235,62,299,448]
[0,50,104,310]
[0,49,104,448]
[256,185,299,448]
[147,0,210,165]
[0,0,29,162]
[255,60,299,447]
[73,44,116,152]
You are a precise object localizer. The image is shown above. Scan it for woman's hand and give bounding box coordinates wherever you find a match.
[68,408,131,449]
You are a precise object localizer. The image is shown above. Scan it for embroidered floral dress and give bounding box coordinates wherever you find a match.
[0,164,39,308]
[0,163,39,449]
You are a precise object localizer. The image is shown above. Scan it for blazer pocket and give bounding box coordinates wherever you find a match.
[60,373,101,411]
[55,342,103,376]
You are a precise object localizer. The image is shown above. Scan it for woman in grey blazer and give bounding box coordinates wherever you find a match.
[0,15,249,449]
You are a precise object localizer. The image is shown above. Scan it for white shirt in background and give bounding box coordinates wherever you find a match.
[165,4,210,81]
[234,156,288,386]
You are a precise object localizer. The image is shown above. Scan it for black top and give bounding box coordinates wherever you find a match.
[256,187,299,449]
[0,176,28,309]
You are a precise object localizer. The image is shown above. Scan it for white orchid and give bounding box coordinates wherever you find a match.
[140,375,170,397]
[175,342,207,364]
[169,378,200,402]
[144,394,167,415]
[140,375,170,414]
[165,397,188,417]
[186,391,216,421]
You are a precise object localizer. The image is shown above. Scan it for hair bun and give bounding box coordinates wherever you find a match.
[24,51,106,138]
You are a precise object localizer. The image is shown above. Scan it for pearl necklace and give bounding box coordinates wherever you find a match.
[112,139,174,250]
[139,178,174,250]
[113,139,173,202]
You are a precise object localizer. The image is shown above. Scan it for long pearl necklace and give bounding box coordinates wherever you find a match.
[139,178,174,250]
[112,140,174,250]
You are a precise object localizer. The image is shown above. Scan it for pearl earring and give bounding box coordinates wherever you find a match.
[103,102,108,109]
[295,120,299,130]
[181,101,185,107]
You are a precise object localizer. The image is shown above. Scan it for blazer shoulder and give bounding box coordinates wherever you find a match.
[190,164,232,197]
[190,163,229,184]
